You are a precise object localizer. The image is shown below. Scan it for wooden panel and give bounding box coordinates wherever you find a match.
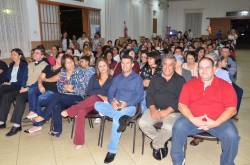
[153,18,157,33]
[82,8,90,34]
[209,18,231,39]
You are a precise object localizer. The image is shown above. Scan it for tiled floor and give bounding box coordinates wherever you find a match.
[1,50,250,165]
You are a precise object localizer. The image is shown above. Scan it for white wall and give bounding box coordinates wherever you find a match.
[105,0,168,41]
[167,0,250,36]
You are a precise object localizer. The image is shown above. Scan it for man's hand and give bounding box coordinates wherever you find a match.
[150,106,161,120]
[143,79,150,87]
[202,115,219,130]
[190,115,207,129]
[118,101,127,109]
[111,98,120,110]
[19,87,28,93]
[0,69,3,74]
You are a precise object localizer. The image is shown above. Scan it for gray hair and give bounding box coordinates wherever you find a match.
[205,53,220,66]
[161,54,176,64]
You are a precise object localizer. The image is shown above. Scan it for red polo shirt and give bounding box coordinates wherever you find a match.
[179,76,237,120]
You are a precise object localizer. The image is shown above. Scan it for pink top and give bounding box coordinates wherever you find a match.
[47,54,56,66]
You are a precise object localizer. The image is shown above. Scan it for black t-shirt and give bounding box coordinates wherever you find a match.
[42,65,61,92]
[0,60,8,83]
[146,72,185,111]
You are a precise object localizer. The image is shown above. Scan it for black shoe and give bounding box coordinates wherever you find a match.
[6,126,22,136]
[0,123,6,129]
[117,115,131,132]
[104,152,116,163]
[161,142,169,159]
[152,148,162,160]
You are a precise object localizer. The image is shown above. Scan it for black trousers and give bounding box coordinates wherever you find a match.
[0,85,27,124]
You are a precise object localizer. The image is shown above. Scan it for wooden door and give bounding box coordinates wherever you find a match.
[210,18,231,39]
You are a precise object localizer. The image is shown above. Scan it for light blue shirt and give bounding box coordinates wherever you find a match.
[215,68,232,84]
[10,66,19,83]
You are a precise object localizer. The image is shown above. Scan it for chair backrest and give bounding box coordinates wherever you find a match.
[130,104,142,121]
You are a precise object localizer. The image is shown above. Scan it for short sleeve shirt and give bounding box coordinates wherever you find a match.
[179,76,237,120]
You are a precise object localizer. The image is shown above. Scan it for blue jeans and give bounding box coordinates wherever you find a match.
[28,84,55,115]
[140,90,147,114]
[171,117,239,165]
[28,83,39,113]
[50,93,82,133]
[94,101,136,153]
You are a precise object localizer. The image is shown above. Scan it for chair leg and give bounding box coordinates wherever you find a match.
[132,123,136,153]
[98,118,103,146]
[100,118,106,147]
[184,139,187,159]
[88,118,93,128]
[71,118,75,139]
[90,119,94,128]
[141,131,145,155]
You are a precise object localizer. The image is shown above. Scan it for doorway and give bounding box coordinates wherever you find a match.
[60,6,83,38]
[231,19,250,49]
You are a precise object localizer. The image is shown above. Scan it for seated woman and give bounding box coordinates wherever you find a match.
[33,54,95,137]
[24,54,63,133]
[182,51,198,77]
[104,50,117,76]
[140,51,162,114]
[61,58,112,149]
[0,48,28,128]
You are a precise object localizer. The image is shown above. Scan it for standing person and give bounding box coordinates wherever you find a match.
[228,29,238,46]
[61,32,71,52]
[77,32,90,51]
[94,55,144,163]
[139,55,185,160]
[61,58,112,148]
[171,57,239,165]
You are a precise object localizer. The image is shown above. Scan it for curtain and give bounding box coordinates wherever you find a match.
[0,0,30,58]
[185,12,202,38]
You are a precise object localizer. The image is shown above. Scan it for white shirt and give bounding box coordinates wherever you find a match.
[10,66,19,82]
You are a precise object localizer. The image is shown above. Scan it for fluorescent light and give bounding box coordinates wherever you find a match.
[2,9,12,15]
[241,11,249,16]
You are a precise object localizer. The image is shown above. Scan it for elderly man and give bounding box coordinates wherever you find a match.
[171,57,239,165]
[139,55,185,160]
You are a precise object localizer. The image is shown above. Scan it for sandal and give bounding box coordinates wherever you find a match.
[24,126,42,134]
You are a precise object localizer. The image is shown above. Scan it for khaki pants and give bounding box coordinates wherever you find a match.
[139,110,180,149]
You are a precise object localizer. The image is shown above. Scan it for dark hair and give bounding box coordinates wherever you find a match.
[104,50,113,59]
[198,57,215,67]
[67,48,74,55]
[11,48,26,62]
[73,56,80,61]
[95,58,110,80]
[121,54,133,62]
[195,47,205,54]
[112,47,119,53]
[80,55,91,64]
[34,46,46,56]
[61,54,74,69]
[174,46,183,53]
[186,51,197,62]
[52,45,59,51]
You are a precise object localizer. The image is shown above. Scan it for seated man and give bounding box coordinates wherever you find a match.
[139,55,185,160]
[94,54,144,164]
[171,57,239,165]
